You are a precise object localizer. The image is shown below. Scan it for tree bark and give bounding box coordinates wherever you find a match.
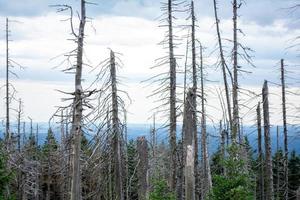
[262,80,274,200]
[168,0,177,191]
[256,102,264,200]
[184,89,195,200]
[70,1,86,199]
[137,136,149,200]
[6,17,10,143]
[110,50,124,200]
[281,59,289,200]
[200,45,212,199]
[191,2,200,198]
[232,0,240,144]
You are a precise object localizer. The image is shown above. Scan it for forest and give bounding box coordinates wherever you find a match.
[0,0,300,200]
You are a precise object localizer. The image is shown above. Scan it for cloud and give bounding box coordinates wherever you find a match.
[0,2,299,124]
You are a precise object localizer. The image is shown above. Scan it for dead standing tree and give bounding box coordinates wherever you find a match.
[256,102,264,200]
[199,44,212,199]
[137,136,149,200]
[262,80,274,200]
[183,89,195,200]
[232,0,239,144]
[167,0,178,190]
[280,59,289,200]
[145,0,182,191]
[88,49,129,199]
[110,50,124,200]
[70,1,86,199]
[213,0,233,134]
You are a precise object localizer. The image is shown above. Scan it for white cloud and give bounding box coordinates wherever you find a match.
[0,8,299,126]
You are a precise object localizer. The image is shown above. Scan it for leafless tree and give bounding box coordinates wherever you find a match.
[262,80,274,200]
[256,102,264,200]
[281,59,289,200]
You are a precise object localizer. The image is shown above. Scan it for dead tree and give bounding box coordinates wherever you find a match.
[281,59,288,199]
[69,0,86,199]
[256,102,264,200]
[232,0,240,144]
[262,80,274,200]
[190,2,200,198]
[183,89,195,200]
[145,0,180,190]
[200,45,212,198]
[219,121,226,175]
[6,17,10,142]
[167,0,177,190]
[110,50,124,200]
[213,0,233,133]
[137,136,149,200]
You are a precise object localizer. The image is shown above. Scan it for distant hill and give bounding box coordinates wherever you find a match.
[1,123,299,155]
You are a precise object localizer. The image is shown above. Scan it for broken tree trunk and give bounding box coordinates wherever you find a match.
[70,0,86,199]
[110,50,124,200]
[168,0,177,191]
[256,102,264,200]
[281,59,289,200]
[184,89,195,200]
[262,80,274,200]
[137,136,149,200]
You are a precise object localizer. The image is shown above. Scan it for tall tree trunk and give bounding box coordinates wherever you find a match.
[191,2,200,198]
[168,0,177,191]
[137,137,149,200]
[256,102,264,200]
[213,0,232,133]
[262,81,274,200]
[276,126,280,200]
[200,45,212,199]
[6,17,10,143]
[70,1,86,199]
[17,99,22,200]
[184,89,195,200]
[232,0,240,144]
[281,59,288,200]
[110,50,124,200]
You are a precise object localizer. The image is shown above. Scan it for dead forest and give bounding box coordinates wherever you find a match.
[1,0,300,200]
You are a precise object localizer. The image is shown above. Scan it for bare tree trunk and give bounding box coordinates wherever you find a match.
[256,102,264,200]
[262,81,274,200]
[200,45,212,199]
[70,1,86,199]
[137,136,149,200]
[184,89,195,200]
[177,33,190,200]
[232,0,239,144]
[190,2,200,198]
[6,17,10,143]
[220,121,226,175]
[281,59,289,200]
[17,98,22,200]
[168,0,177,191]
[213,0,233,133]
[110,50,124,200]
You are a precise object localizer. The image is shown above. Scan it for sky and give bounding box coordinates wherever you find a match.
[0,0,299,128]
